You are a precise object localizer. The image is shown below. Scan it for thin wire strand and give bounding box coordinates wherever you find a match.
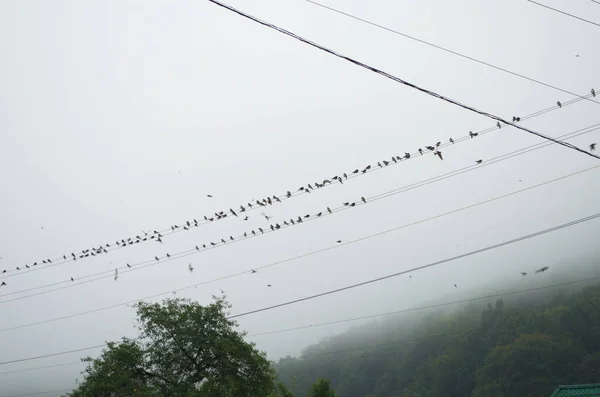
[2,214,599,366]
[207,0,600,160]
[229,212,600,319]
[246,276,600,337]
[2,92,593,278]
[0,123,600,302]
[0,362,82,377]
[527,0,600,27]
[305,0,600,105]
[1,164,598,332]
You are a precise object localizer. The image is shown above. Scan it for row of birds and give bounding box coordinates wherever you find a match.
[1,130,492,276]
[5,108,595,276]
[0,198,369,288]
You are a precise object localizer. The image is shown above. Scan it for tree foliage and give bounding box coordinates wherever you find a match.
[276,282,600,397]
[67,297,275,397]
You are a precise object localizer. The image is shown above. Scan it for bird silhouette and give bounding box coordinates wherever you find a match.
[251,269,257,274]
[70,277,74,282]
[114,269,118,281]
[327,207,332,214]
[591,143,596,151]
[166,253,171,258]
[230,209,237,217]
[535,266,550,273]
[592,88,596,98]
[418,148,424,155]
[188,263,194,273]
[361,197,366,203]
[469,131,478,138]
[155,256,159,262]
[230,236,234,241]
[127,264,131,268]
[449,138,454,144]
[434,151,443,160]
[221,239,226,244]
[336,240,342,243]
[454,284,457,288]
[206,194,213,198]
[496,122,501,129]
[267,284,272,287]
[512,116,521,122]
[475,159,483,164]
[521,272,527,276]
[0,281,6,287]
[211,242,217,246]
[425,146,435,151]
[557,101,562,108]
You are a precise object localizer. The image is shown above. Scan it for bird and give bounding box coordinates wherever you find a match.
[114,269,118,281]
[590,143,596,151]
[434,151,443,160]
[206,194,213,198]
[327,207,332,214]
[469,131,478,138]
[230,236,234,241]
[535,266,550,273]
[512,116,521,122]
[449,138,454,144]
[521,272,527,276]
[267,284,272,287]
[418,148,424,155]
[127,264,131,268]
[155,256,159,262]
[166,253,171,258]
[496,122,501,129]
[0,281,6,287]
[251,269,257,274]
[188,263,194,273]
[70,277,74,282]
[230,209,237,217]
[454,284,457,288]
[425,146,435,151]
[592,88,596,98]
[336,240,342,243]
[361,197,366,203]
[475,159,483,164]
[557,101,562,108]
[1,270,5,273]
[243,215,249,221]
[221,238,226,244]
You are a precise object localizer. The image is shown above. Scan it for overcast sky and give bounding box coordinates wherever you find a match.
[1,0,600,395]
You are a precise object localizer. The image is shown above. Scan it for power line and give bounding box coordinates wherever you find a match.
[0,344,106,366]
[247,276,600,337]
[228,212,600,318]
[3,127,599,305]
[4,390,72,397]
[2,142,599,311]
[207,0,600,160]
[1,91,593,279]
[305,0,599,105]
[527,0,600,27]
[0,362,82,377]
[2,214,599,366]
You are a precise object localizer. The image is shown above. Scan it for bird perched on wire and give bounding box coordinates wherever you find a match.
[496,122,501,129]
[475,159,483,164]
[114,269,118,281]
[557,101,562,108]
[469,131,478,138]
[434,151,443,160]
[449,138,454,144]
[0,281,6,287]
[591,143,597,151]
[592,88,596,98]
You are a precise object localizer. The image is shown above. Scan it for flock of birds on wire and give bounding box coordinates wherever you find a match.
[2,95,597,287]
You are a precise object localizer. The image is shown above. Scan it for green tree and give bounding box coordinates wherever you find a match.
[67,297,275,397]
[307,378,338,397]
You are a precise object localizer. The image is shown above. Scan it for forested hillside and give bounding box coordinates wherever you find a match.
[275,280,600,397]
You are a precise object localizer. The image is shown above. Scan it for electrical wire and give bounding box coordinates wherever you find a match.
[2,214,600,366]
[527,0,600,27]
[0,362,82,377]
[229,211,600,319]
[1,163,598,332]
[2,91,593,278]
[246,276,600,337]
[2,121,598,303]
[4,390,73,397]
[207,0,600,160]
[305,0,600,105]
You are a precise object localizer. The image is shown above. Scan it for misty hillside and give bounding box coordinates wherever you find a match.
[275,271,600,397]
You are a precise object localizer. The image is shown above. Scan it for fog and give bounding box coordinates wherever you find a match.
[1,0,599,395]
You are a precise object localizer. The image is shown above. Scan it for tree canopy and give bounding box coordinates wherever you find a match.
[67,297,276,397]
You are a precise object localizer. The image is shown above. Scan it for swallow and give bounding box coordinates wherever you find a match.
[557,101,562,108]
[434,151,443,160]
[449,138,454,144]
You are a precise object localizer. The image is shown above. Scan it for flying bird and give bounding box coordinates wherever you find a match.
[434,151,443,160]
[0,281,6,287]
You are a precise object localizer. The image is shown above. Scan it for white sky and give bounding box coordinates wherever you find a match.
[1,0,599,395]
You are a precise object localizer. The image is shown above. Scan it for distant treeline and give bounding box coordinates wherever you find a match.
[275,280,600,397]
